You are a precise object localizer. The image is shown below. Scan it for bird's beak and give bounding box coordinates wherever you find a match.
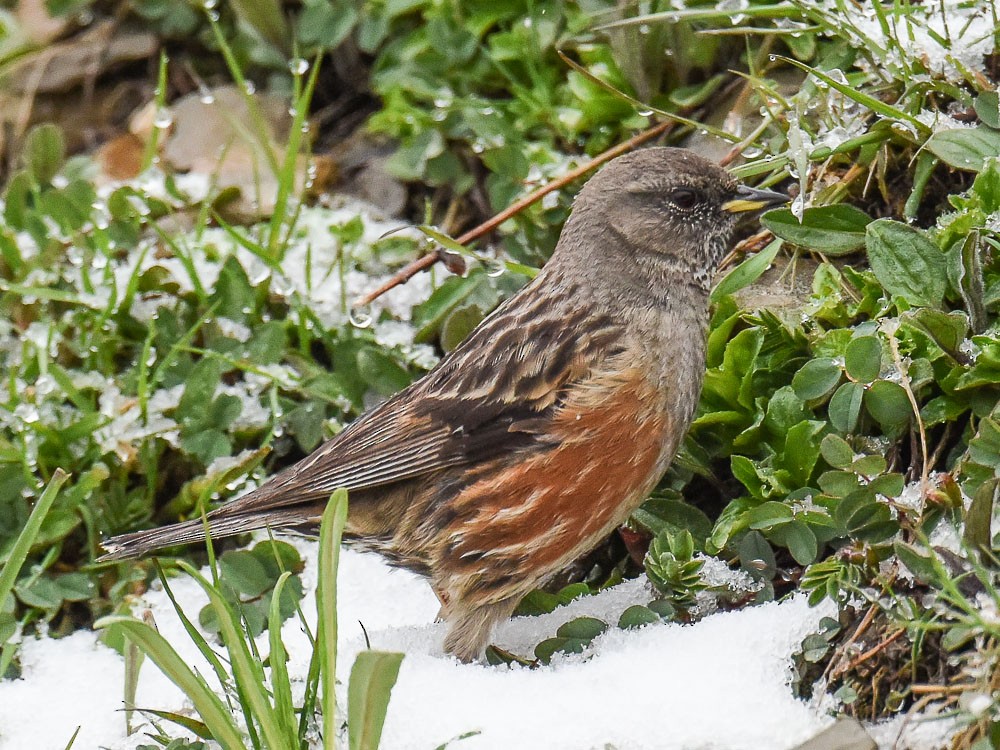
[722,184,788,214]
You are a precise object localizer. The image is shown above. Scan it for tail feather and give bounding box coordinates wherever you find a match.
[97,508,320,561]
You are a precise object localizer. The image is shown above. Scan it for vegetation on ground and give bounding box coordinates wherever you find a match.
[2,0,1000,746]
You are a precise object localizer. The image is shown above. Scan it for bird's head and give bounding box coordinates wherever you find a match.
[563,147,786,290]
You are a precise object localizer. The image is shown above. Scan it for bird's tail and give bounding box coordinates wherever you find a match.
[97,507,320,561]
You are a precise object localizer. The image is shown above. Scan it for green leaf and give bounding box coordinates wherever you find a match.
[963,479,996,555]
[738,530,776,581]
[556,616,608,641]
[820,434,855,469]
[534,636,587,662]
[297,1,357,49]
[868,473,904,498]
[94,617,245,750]
[893,541,937,584]
[844,336,882,383]
[975,91,1000,129]
[792,358,843,400]
[318,489,349,748]
[348,651,404,750]
[356,347,411,396]
[440,304,486,353]
[770,521,818,565]
[268,573,296,740]
[219,550,272,598]
[761,205,872,255]
[901,309,969,357]
[864,381,911,428]
[630,497,712,545]
[828,381,865,433]
[0,471,68,612]
[23,123,66,185]
[618,605,661,630]
[746,501,794,530]
[710,239,781,302]
[865,219,946,307]
[926,127,1000,172]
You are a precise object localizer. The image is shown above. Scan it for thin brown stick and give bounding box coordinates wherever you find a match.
[835,628,906,678]
[909,683,974,695]
[885,321,930,500]
[717,228,773,272]
[353,119,677,307]
[822,604,879,683]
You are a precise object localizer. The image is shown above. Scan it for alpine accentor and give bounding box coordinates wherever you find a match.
[100,147,785,661]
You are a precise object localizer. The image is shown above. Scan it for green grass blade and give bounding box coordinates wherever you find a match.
[416,225,538,278]
[773,56,928,134]
[318,488,349,750]
[178,560,294,750]
[269,571,298,740]
[710,239,783,303]
[61,726,80,750]
[348,651,404,750]
[0,469,68,599]
[154,561,233,691]
[95,616,245,750]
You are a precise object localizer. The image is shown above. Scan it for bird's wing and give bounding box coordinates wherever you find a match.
[220,284,622,516]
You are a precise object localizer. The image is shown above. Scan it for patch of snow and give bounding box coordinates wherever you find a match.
[868,709,959,750]
[815,0,996,81]
[0,536,856,750]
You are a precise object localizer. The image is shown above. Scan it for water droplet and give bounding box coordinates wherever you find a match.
[484,259,505,278]
[349,306,373,329]
[636,108,654,117]
[289,58,309,76]
[523,17,533,28]
[153,108,174,129]
[244,80,256,95]
[639,23,650,34]
[202,0,218,8]
[199,91,215,105]
[206,9,219,22]
[768,54,777,61]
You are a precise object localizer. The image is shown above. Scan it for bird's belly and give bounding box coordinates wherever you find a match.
[434,366,683,602]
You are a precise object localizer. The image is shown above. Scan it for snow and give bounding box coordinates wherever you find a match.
[814,0,997,81]
[0,535,959,750]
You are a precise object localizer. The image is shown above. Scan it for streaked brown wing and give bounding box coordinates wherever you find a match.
[217,281,622,517]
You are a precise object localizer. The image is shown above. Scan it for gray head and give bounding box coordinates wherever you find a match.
[556,147,785,289]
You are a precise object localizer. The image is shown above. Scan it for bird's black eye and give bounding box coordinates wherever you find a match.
[668,188,699,210]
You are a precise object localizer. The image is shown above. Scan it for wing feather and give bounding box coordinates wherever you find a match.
[212,277,622,518]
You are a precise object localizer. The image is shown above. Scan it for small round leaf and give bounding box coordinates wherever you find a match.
[844,336,882,383]
[865,380,912,427]
[792,358,843,400]
[828,381,865,433]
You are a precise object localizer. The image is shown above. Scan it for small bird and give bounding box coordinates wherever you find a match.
[100,147,785,661]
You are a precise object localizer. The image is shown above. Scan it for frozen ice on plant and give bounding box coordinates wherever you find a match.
[915,109,974,133]
[814,0,996,81]
[93,383,180,462]
[958,338,983,364]
[699,553,761,594]
[894,480,925,514]
[215,317,253,342]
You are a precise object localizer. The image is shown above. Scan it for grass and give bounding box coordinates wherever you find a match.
[1,0,1000,745]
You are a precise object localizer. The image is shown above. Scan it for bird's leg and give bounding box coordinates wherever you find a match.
[442,597,519,663]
